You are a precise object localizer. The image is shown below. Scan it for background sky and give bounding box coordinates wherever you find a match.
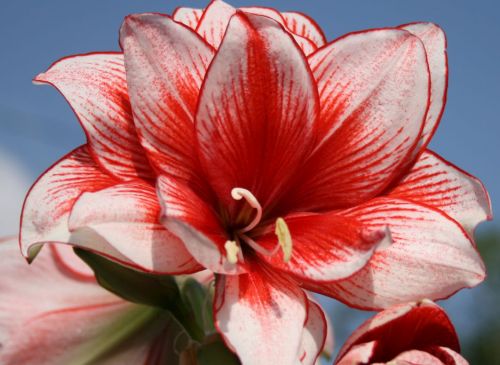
[0,0,498,361]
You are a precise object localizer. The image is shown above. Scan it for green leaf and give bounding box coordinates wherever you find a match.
[74,248,205,342]
[181,278,215,334]
[74,248,180,309]
[196,338,241,365]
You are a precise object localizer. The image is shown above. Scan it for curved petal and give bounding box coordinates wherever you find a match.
[400,23,447,149]
[20,146,115,261]
[391,350,444,364]
[51,244,94,280]
[34,53,153,181]
[195,12,319,212]
[336,301,460,363]
[428,347,469,365]
[196,0,236,48]
[291,29,429,211]
[239,7,317,55]
[303,198,485,310]
[282,12,327,47]
[120,13,214,183]
[0,237,169,365]
[258,212,391,282]
[214,265,307,365]
[69,180,201,274]
[299,299,327,365]
[197,2,317,55]
[172,7,203,30]
[336,342,376,365]
[157,175,246,275]
[389,150,492,234]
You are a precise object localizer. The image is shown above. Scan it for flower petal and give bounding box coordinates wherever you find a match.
[195,12,318,211]
[157,175,246,275]
[214,265,307,365]
[52,244,94,280]
[196,0,236,48]
[291,29,429,211]
[336,342,376,365]
[258,212,391,282]
[34,53,153,181]
[282,12,327,47]
[299,299,327,365]
[303,198,485,310]
[400,23,447,149]
[239,7,317,55]
[336,301,460,363]
[69,180,201,274]
[120,13,214,183]
[172,7,203,30]
[389,150,492,234]
[197,2,316,54]
[428,347,469,365]
[20,146,115,261]
[391,350,444,364]
[0,237,168,365]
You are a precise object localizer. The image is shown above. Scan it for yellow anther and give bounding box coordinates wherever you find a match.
[275,218,293,263]
[224,240,240,264]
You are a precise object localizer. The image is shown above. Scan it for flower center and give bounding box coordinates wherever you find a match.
[224,188,293,264]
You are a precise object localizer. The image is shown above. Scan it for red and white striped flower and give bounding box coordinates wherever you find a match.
[21,1,491,364]
[335,300,468,365]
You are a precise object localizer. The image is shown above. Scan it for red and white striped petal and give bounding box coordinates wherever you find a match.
[68,180,201,274]
[390,350,443,364]
[214,266,307,365]
[195,12,318,211]
[429,347,469,365]
[336,301,460,362]
[172,7,203,30]
[299,299,327,365]
[390,150,492,234]
[336,342,376,365]
[292,29,429,211]
[258,212,391,282]
[335,301,462,365]
[34,53,153,181]
[157,175,246,275]
[120,13,214,183]
[20,146,115,261]
[51,244,94,279]
[0,237,169,365]
[400,23,447,149]
[196,0,236,48]
[304,198,485,310]
[239,7,317,55]
[282,12,327,47]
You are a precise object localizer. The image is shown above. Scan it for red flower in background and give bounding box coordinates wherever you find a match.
[20,1,491,364]
[335,300,468,365]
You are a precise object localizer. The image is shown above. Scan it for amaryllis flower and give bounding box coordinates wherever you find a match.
[21,1,491,364]
[335,300,468,365]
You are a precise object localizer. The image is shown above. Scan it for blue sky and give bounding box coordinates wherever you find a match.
[0,0,498,359]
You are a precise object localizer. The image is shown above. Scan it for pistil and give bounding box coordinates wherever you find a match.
[231,188,262,233]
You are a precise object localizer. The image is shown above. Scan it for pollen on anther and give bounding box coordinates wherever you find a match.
[224,240,240,264]
[275,217,293,263]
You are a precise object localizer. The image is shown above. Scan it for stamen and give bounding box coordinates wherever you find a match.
[239,234,280,257]
[224,240,240,264]
[231,188,262,233]
[275,218,293,263]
